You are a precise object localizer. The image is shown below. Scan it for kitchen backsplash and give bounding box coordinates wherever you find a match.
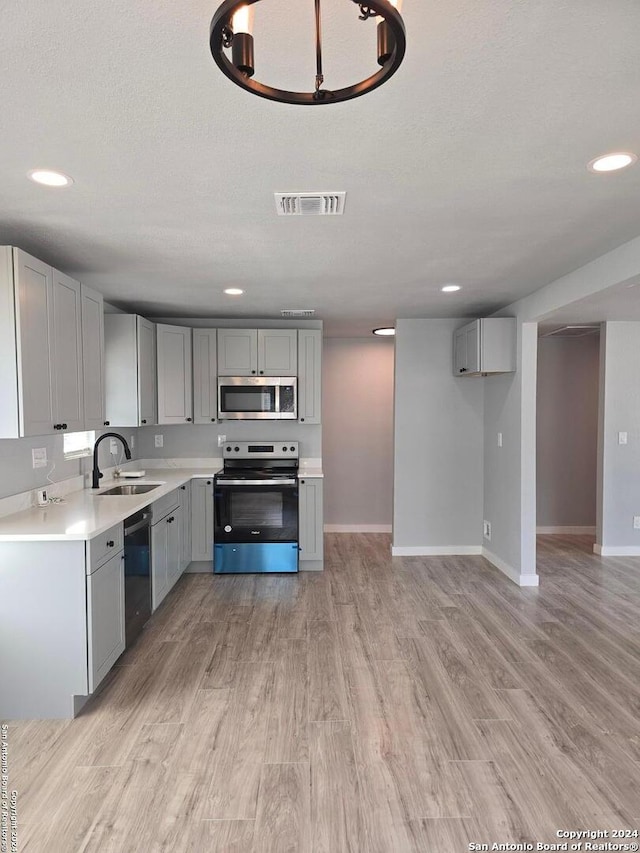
[136,423,322,459]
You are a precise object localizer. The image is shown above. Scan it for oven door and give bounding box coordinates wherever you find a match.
[214,481,299,543]
[217,377,297,420]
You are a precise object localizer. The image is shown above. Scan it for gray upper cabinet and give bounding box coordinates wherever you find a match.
[51,269,84,433]
[297,329,322,424]
[217,328,298,376]
[104,314,157,427]
[193,329,218,423]
[157,323,193,425]
[257,329,297,375]
[217,328,258,375]
[453,318,516,377]
[0,246,88,438]
[81,285,107,430]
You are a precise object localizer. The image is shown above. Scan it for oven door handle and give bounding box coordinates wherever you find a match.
[217,478,297,486]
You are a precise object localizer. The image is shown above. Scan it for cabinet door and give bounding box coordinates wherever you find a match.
[81,285,106,430]
[51,269,84,433]
[87,550,125,692]
[465,321,480,374]
[151,518,169,611]
[167,506,182,588]
[13,249,56,436]
[193,329,218,423]
[217,328,258,375]
[191,478,214,562]
[257,329,297,375]
[299,478,324,562]
[179,484,191,571]
[297,330,322,424]
[137,317,157,425]
[157,324,193,425]
[453,327,467,375]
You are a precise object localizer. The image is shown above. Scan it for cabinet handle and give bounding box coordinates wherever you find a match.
[186,417,192,422]
[251,370,256,375]
[259,370,264,375]
[53,424,59,430]
[301,479,305,484]
[180,485,186,490]
[141,419,147,424]
[106,540,115,547]
[459,368,467,373]
[300,417,305,422]
[207,480,211,485]
[211,418,216,422]
[104,421,110,426]
[61,423,68,430]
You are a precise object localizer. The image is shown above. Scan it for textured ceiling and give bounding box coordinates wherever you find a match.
[1,0,640,335]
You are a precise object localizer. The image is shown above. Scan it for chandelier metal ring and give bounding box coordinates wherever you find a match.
[209,0,406,105]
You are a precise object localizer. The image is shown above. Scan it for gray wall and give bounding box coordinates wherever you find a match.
[322,338,394,528]
[536,334,599,528]
[136,422,322,460]
[597,321,640,549]
[393,319,484,549]
[0,428,140,500]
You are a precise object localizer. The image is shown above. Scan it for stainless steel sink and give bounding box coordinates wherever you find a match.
[98,484,160,496]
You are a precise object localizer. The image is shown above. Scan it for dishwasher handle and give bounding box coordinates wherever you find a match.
[124,513,152,537]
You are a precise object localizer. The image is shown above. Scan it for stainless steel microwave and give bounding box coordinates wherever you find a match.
[217,376,297,420]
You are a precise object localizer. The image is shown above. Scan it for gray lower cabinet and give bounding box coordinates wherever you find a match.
[191,478,214,562]
[298,329,322,424]
[87,548,125,693]
[298,477,324,564]
[179,483,191,571]
[151,488,185,611]
[0,520,125,719]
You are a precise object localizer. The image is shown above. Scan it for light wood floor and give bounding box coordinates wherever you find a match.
[7,534,640,852]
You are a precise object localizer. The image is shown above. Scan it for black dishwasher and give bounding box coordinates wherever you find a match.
[123,510,152,647]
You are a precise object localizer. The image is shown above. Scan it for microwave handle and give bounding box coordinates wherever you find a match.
[275,384,281,414]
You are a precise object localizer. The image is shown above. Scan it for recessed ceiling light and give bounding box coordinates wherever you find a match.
[588,152,637,173]
[373,327,395,336]
[28,169,73,187]
[224,288,244,296]
[441,284,461,293]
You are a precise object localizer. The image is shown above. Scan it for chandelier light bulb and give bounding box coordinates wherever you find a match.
[232,4,254,34]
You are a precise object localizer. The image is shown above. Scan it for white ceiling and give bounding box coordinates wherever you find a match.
[1,0,640,335]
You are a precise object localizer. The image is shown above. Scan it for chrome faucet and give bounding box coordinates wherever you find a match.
[92,432,132,489]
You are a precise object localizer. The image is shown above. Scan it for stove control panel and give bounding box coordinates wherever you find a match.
[222,441,299,460]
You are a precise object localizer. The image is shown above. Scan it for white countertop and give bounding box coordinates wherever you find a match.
[0,468,220,543]
[0,464,323,542]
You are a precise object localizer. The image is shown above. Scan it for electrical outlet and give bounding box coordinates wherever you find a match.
[619,431,628,445]
[109,438,119,455]
[483,520,492,540]
[130,434,135,449]
[634,516,640,530]
[497,432,503,447]
[217,434,226,448]
[32,447,47,468]
[155,434,163,448]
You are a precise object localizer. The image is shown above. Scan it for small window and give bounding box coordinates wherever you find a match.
[63,430,95,459]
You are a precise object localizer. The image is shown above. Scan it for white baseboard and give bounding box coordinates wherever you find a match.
[593,544,640,556]
[536,526,596,535]
[391,545,482,557]
[325,524,392,533]
[482,547,539,587]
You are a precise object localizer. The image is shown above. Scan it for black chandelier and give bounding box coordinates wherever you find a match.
[209,0,406,105]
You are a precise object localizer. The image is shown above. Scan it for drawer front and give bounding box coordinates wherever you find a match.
[151,488,180,523]
[88,522,124,573]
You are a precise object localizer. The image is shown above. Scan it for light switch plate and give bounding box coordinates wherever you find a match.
[497,432,503,447]
[130,434,135,449]
[634,516,640,530]
[483,520,492,540]
[32,447,47,468]
[155,434,163,448]
[109,438,119,455]
[618,431,628,445]
[217,434,226,448]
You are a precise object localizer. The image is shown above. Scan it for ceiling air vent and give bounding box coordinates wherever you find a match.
[542,325,600,338]
[281,309,316,318]
[275,192,346,216]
